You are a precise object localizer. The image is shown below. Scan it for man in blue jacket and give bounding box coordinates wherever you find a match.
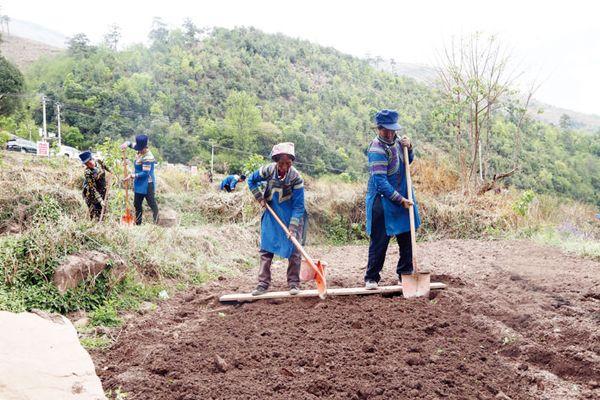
[247,142,305,296]
[365,109,420,289]
[220,174,246,192]
[121,135,159,225]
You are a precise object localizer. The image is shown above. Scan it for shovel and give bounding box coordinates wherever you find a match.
[400,144,430,298]
[265,203,327,299]
[121,149,134,225]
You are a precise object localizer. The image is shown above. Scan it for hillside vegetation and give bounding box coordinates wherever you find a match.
[2,24,594,206]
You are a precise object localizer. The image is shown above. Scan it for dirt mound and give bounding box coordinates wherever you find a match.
[93,240,600,399]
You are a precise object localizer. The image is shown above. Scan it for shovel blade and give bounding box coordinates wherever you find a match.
[314,260,327,299]
[121,212,134,225]
[401,272,431,299]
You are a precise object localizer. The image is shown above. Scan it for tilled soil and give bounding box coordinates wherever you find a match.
[93,240,600,399]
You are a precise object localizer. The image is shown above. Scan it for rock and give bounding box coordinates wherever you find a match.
[495,391,512,400]
[138,301,156,314]
[0,311,106,399]
[406,356,424,366]
[53,251,126,294]
[214,354,229,372]
[73,317,90,329]
[158,290,169,300]
[157,208,179,227]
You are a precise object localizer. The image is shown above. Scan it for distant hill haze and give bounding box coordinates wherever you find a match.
[373,59,600,133]
[5,19,67,48]
[0,34,63,70]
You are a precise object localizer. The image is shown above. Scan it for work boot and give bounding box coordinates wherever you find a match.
[252,285,268,296]
[365,280,378,290]
[289,283,300,295]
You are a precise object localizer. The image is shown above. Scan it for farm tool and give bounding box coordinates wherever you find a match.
[400,144,431,298]
[265,203,327,299]
[121,149,134,225]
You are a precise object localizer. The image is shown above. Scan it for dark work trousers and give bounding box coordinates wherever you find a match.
[365,195,413,282]
[86,200,103,220]
[257,219,304,289]
[134,183,159,225]
[223,184,232,192]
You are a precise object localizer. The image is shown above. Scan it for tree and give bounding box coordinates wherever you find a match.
[224,91,262,152]
[182,19,201,48]
[0,56,24,116]
[61,125,84,148]
[559,113,573,130]
[67,33,93,56]
[149,17,169,48]
[436,33,521,188]
[103,24,121,51]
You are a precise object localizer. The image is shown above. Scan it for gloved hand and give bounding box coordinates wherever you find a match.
[120,141,131,150]
[257,197,266,208]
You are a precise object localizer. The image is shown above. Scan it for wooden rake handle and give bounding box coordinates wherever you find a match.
[264,203,326,284]
[403,145,419,274]
[99,173,111,222]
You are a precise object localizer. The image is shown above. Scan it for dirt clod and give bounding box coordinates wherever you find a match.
[213,355,228,373]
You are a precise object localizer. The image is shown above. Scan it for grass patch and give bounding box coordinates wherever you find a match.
[80,335,112,350]
[531,227,600,261]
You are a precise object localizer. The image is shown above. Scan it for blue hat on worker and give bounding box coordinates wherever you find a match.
[375,109,401,131]
[79,150,92,164]
[133,134,148,151]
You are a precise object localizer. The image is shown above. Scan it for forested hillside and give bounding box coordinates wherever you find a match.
[6,23,600,205]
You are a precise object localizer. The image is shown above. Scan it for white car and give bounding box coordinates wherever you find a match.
[56,145,80,158]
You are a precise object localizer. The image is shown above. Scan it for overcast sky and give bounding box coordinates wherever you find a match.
[3,0,599,115]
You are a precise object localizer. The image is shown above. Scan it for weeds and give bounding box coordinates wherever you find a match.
[80,335,113,350]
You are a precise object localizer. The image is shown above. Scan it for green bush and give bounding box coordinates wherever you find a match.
[513,190,535,216]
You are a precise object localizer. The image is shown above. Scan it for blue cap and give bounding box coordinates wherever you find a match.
[133,134,148,151]
[79,150,92,164]
[375,109,401,131]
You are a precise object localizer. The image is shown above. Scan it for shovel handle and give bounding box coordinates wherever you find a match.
[122,149,131,213]
[99,174,111,222]
[264,203,326,283]
[403,145,418,274]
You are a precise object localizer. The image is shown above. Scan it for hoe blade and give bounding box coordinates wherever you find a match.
[401,272,431,299]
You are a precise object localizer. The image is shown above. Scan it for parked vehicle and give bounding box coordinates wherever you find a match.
[55,145,80,158]
[6,138,37,154]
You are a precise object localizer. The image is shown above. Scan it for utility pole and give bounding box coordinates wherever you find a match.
[41,95,47,140]
[56,102,62,148]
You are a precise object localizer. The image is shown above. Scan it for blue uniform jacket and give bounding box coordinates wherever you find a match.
[133,150,157,195]
[248,163,305,259]
[366,137,421,236]
[220,175,240,190]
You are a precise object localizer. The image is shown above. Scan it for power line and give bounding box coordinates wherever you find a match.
[4,93,356,174]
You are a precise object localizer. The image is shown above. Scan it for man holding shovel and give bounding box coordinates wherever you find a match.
[247,142,306,296]
[79,150,109,220]
[121,135,159,225]
[364,109,421,289]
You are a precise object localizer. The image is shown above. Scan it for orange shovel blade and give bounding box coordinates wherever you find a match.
[121,211,134,225]
[313,260,327,299]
